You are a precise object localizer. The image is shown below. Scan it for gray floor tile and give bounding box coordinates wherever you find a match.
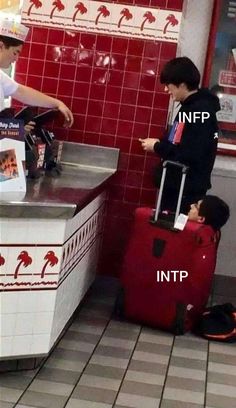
[44,358,85,372]
[113,406,133,408]
[58,338,96,353]
[16,405,42,408]
[207,371,236,386]
[69,322,105,336]
[172,346,207,361]
[27,379,74,396]
[74,316,109,327]
[163,387,205,405]
[99,336,136,350]
[116,392,159,408]
[107,319,141,333]
[0,387,23,403]
[205,406,222,408]
[64,330,100,344]
[208,361,236,375]
[84,364,125,380]
[108,320,140,333]
[128,359,168,375]
[120,380,162,398]
[90,354,129,369]
[19,390,67,408]
[207,382,236,398]
[79,374,120,391]
[132,350,169,365]
[104,328,139,341]
[50,348,90,363]
[0,373,32,389]
[206,393,236,408]
[209,342,236,356]
[184,332,207,344]
[209,352,236,366]
[170,356,207,370]
[0,402,14,408]
[36,367,80,385]
[160,400,204,408]
[174,336,208,351]
[95,345,132,359]
[17,368,40,379]
[139,330,173,346]
[168,365,206,381]
[165,376,205,392]
[72,384,116,404]
[66,399,112,408]
[136,341,171,355]
[125,369,165,386]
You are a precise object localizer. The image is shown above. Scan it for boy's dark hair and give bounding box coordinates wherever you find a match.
[199,195,230,230]
[0,35,23,48]
[160,57,200,91]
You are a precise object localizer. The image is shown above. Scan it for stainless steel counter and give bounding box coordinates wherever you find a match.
[0,142,119,219]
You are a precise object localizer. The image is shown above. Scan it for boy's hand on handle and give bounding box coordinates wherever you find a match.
[139,138,160,152]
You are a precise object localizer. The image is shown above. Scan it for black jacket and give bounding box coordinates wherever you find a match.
[154,89,220,194]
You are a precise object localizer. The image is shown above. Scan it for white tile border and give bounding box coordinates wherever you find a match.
[22,0,182,43]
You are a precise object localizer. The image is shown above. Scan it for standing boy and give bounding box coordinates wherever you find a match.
[139,57,220,213]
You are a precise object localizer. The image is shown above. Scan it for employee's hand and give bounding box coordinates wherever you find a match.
[13,85,74,127]
[24,121,36,135]
[139,138,160,152]
[57,101,74,127]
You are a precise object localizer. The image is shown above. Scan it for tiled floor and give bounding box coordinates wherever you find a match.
[0,277,236,408]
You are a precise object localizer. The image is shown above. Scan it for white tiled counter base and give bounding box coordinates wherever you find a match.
[0,192,106,359]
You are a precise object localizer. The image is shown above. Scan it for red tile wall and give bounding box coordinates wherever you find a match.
[15,0,183,276]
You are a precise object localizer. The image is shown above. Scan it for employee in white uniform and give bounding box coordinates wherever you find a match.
[0,19,73,127]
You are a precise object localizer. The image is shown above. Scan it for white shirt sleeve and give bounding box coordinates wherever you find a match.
[0,69,19,97]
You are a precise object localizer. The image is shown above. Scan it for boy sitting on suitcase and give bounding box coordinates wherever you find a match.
[188,195,230,230]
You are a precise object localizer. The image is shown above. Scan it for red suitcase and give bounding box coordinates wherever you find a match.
[119,161,219,334]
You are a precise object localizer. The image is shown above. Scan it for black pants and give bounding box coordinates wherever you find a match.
[161,187,207,215]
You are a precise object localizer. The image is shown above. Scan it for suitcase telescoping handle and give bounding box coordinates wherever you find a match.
[154,160,189,225]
